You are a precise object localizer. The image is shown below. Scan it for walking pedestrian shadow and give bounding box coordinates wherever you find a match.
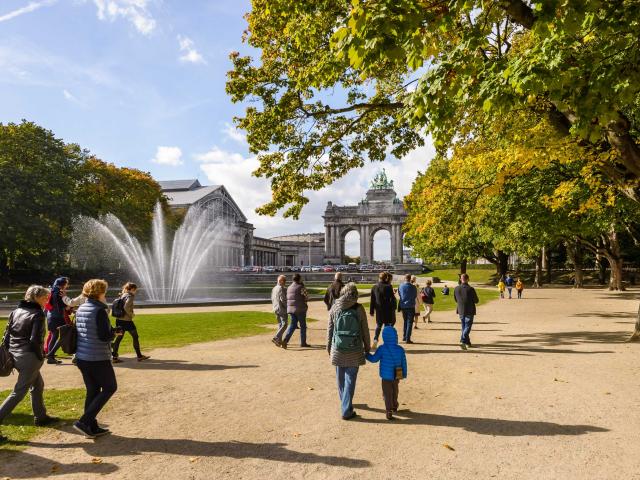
[24,436,371,469]
[351,404,608,436]
[111,359,259,371]
[0,450,118,478]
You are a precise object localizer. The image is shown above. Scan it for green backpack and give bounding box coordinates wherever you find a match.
[333,306,363,353]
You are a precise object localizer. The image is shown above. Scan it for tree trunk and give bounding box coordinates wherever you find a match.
[630,303,640,342]
[545,247,552,284]
[534,251,544,288]
[460,259,467,274]
[604,230,625,291]
[566,239,584,288]
[595,253,607,285]
[497,250,509,278]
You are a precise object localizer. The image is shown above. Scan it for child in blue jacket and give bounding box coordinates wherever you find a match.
[366,325,408,420]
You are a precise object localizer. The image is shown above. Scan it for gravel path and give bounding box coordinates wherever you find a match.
[1,287,639,479]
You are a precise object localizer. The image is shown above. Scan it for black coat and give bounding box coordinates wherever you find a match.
[453,283,479,316]
[369,282,397,324]
[4,300,46,360]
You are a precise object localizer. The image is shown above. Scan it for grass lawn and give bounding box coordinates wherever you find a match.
[419,268,498,285]
[0,388,85,452]
[0,311,310,355]
[361,287,500,312]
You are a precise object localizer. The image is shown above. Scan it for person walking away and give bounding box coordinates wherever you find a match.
[323,272,344,310]
[397,274,417,344]
[454,274,480,350]
[411,276,422,330]
[111,283,149,363]
[327,283,371,420]
[0,286,58,443]
[505,274,515,299]
[516,277,524,299]
[44,277,83,364]
[497,279,505,299]
[366,325,407,420]
[370,272,397,348]
[282,274,310,349]
[73,279,123,438]
[420,279,436,323]
[271,275,288,347]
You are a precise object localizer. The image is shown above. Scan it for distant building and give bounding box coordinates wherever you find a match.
[159,174,409,268]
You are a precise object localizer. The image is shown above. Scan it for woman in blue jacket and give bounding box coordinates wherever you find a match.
[366,325,407,420]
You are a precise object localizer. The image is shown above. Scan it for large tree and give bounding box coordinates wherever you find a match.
[0,121,165,276]
[228,0,640,216]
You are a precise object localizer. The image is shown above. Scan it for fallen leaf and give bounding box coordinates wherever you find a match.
[308,387,314,391]
[605,392,611,395]
[189,457,199,463]
[50,465,59,473]
[434,393,441,397]
[443,444,455,451]
[495,396,503,400]
[91,458,102,464]
[293,433,301,437]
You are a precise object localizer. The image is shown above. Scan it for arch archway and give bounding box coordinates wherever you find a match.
[342,229,360,264]
[371,228,391,263]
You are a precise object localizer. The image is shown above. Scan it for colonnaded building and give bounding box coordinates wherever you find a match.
[158,170,407,268]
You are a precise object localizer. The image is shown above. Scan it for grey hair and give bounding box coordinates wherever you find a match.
[334,272,343,281]
[25,285,50,303]
[339,282,359,299]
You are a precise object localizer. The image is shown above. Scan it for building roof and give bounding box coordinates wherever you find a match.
[158,179,202,192]
[164,185,222,207]
[270,233,324,242]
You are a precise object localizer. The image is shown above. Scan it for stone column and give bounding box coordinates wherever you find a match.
[333,226,340,260]
[325,225,330,256]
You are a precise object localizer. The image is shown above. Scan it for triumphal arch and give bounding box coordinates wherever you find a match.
[323,170,407,265]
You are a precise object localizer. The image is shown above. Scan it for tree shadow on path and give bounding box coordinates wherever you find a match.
[352,404,608,436]
[23,435,371,469]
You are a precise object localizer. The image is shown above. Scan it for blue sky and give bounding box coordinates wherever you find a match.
[0,0,434,260]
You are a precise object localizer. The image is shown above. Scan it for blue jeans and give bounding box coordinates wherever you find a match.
[459,315,474,344]
[401,309,414,342]
[283,312,307,345]
[336,366,359,417]
[507,286,513,298]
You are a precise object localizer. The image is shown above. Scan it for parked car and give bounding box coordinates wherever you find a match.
[322,265,335,272]
[311,265,322,272]
[241,266,253,272]
[336,265,348,272]
[347,263,358,271]
[263,266,276,273]
[301,265,312,272]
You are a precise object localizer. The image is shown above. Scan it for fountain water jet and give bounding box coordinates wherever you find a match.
[72,203,228,303]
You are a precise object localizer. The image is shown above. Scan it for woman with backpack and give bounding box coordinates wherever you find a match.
[0,285,58,443]
[111,282,149,363]
[326,282,371,420]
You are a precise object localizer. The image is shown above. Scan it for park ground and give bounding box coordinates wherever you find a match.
[1,286,640,479]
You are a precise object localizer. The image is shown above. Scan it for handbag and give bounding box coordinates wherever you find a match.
[0,321,15,377]
[57,322,78,355]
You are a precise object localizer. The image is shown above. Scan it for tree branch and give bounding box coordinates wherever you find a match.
[300,102,404,118]
[498,0,536,30]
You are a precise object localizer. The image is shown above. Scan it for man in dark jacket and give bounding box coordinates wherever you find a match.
[454,273,480,350]
[282,274,310,349]
[323,272,344,310]
[370,272,396,347]
[397,274,417,344]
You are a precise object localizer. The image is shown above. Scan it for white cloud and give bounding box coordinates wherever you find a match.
[196,141,436,242]
[62,89,82,104]
[177,35,205,64]
[222,122,245,144]
[0,0,57,23]
[151,146,183,166]
[93,0,156,35]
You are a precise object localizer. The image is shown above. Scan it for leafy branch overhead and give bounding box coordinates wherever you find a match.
[228,0,640,217]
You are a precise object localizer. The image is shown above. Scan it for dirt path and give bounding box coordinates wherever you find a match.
[1,288,639,479]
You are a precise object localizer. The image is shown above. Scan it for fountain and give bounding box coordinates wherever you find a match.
[72,203,228,303]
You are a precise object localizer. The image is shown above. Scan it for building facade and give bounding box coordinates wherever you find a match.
[160,172,407,268]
